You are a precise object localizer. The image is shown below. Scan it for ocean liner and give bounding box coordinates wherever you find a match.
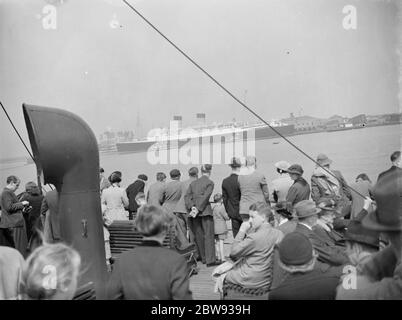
[114,114,295,154]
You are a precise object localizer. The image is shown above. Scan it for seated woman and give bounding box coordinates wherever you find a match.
[225,202,284,289]
[20,243,81,300]
[107,204,193,300]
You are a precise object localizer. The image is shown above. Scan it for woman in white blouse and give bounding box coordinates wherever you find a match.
[101,171,129,223]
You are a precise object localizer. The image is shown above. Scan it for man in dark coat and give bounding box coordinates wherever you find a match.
[377,150,401,182]
[269,232,342,300]
[146,172,166,206]
[126,174,148,220]
[185,164,216,266]
[18,182,44,241]
[293,200,349,266]
[222,157,242,237]
[0,176,29,257]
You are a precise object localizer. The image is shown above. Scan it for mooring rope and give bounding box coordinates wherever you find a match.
[121,0,368,200]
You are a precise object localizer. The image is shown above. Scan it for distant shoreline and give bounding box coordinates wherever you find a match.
[2,122,401,162]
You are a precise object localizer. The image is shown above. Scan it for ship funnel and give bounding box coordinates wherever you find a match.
[23,103,107,299]
[196,113,206,126]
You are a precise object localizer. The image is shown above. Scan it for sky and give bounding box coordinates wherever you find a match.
[0,0,400,158]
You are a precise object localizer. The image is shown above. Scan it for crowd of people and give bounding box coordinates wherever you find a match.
[0,150,401,300]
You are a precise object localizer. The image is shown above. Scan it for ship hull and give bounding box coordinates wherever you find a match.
[116,124,295,154]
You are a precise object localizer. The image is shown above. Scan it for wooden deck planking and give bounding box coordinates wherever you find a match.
[189,224,234,300]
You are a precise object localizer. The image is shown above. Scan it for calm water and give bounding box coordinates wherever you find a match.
[1,124,401,194]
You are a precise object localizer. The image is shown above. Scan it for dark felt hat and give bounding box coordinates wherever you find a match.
[317,199,342,216]
[316,153,332,167]
[362,170,402,231]
[279,233,313,265]
[294,200,321,219]
[287,164,304,175]
[344,219,380,249]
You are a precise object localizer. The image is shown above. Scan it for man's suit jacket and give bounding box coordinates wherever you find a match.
[221,173,242,221]
[276,220,297,235]
[147,181,165,206]
[0,188,25,228]
[313,224,345,248]
[107,240,192,300]
[295,223,349,266]
[162,180,182,214]
[184,175,214,216]
[377,165,402,182]
[126,180,145,213]
[175,178,194,214]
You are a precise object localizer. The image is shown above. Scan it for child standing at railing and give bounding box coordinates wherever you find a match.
[212,193,230,263]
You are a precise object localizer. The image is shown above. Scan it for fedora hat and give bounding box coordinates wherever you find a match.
[317,199,342,216]
[316,153,332,167]
[344,219,380,249]
[275,160,290,172]
[294,200,321,219]
[229,157,242,168]
[279,233,313,266]
[287,164,304,175]
[362,171,402,231]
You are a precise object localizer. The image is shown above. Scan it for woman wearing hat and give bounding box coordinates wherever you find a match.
[269,233,343,300]
[311,154,351,218]
[273,201,296,235]
[270,161,293,203]
[286,164,310,207]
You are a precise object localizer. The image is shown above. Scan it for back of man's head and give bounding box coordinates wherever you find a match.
[188,167,199,178]
[390,151,401,164]
[156,172,166,182]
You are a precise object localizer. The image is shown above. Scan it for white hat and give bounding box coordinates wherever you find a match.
[275,160,290,172]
